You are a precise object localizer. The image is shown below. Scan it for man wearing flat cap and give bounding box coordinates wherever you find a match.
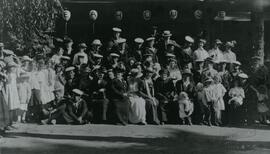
[72,43,88,65]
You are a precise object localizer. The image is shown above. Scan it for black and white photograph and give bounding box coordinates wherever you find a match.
[0,0,270,153]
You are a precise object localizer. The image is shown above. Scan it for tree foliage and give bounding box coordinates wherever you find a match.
[0,0,63,56]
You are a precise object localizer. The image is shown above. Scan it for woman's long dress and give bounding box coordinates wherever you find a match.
[39,69,54,104]
[0,78,10,129]
[6,73,20,110]
[128,78,146,124]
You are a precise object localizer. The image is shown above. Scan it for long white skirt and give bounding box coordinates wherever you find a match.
[128,94,146,124]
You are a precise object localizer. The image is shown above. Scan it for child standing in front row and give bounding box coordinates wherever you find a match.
[213,75,227,126]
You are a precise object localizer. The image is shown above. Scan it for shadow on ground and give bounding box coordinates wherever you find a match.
[1,127,270,154]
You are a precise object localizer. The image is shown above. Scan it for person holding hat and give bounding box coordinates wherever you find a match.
[130,38,144,62]
[64,89,92,124]
[154,69,175,125]
[193,39,209,62]
[183,36,194,57]
[113,38,129,64]
[107,27,122,50]
[108,53,120,69]
[88,39,103,65]
[41,88,67,125]
[72,43,88,65]
[107,67,129,125]
[17,72,31,123]
[208,39,224,62]
[156,30,178,66]
[144,37,158,63]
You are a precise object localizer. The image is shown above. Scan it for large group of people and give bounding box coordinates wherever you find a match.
[0,26,269,135]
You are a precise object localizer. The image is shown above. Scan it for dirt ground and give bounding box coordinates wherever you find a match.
[1,124,270,154]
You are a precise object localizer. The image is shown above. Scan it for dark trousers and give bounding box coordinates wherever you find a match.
[158,100,168,123]
[92,98,109,123]
[145,98,160,124]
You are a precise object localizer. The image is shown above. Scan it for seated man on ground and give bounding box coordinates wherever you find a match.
[41,88,67,125]
[64,89,92,125]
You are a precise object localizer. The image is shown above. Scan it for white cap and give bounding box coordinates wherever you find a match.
[72,89,84,96]
[21,56,33,61]
[112,27,122,32]
[233,61,241,66]
[238,73,248,79]
[146,37,155,41]
[92,39,102,46]
[65,66,75,72]
[93,53,103,58]
[134,38,144,44]
[185,36,194,43]
[110,53,120,57]
[116,38,126,44]
[166,53,175,58]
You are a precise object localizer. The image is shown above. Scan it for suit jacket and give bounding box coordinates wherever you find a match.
[154,77,175,101]
[109,78,127,100]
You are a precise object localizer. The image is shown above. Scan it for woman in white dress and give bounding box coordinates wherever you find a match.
[6,61,20,122]
[127,69,146,124]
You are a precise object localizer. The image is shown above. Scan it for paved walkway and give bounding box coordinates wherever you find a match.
[1,124,270,154]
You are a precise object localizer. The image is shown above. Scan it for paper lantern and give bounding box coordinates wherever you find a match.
[143,10,151,21]
[194,10,203,19]
[115,10,123,21]
[169,9,178,20]
[89,10,98,21]
[63,10,71,21]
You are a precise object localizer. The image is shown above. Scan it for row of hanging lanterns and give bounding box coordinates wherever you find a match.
[62,9,216,22]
